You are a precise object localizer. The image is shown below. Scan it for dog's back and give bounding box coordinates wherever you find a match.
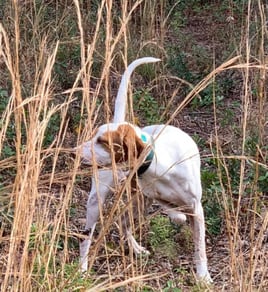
[139,124,202,205]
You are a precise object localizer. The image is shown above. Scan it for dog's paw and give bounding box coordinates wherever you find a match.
[196,272,213,284]
[127,231,150,256]
[168,212,187,224]
[134,245,150,256]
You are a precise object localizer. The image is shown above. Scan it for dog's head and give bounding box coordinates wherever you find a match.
[78,123,149,167]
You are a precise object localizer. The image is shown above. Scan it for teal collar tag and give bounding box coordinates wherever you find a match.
[140,133,148,143]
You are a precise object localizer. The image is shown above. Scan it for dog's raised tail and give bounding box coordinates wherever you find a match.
[113,57,161,123]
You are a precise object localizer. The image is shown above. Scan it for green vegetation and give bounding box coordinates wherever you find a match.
[0,0,267,291]
[134,89,163,124]
[148,215,177,258]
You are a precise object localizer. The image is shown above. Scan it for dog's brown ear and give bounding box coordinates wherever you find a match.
[117,124,145,164]
[98,124,145,164]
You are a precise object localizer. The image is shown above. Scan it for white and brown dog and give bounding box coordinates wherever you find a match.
[77,57,212,282]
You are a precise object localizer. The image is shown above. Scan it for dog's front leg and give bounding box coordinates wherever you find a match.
[80,220,96,272]
[190,201,212,283]
[80,169,117,272]
[79,188,101,272]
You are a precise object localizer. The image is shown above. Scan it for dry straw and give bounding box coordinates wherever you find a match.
[0,0,267,291]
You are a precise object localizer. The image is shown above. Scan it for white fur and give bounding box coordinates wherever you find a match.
[113,57,160,123]
[77,58,212,283]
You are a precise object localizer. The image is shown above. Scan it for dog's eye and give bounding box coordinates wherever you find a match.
[96,136,110,150]
[97,136,106,144]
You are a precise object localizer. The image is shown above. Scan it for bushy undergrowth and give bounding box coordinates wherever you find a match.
[0,1,267,291]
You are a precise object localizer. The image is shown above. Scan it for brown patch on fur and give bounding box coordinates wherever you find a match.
[97,124,146,166]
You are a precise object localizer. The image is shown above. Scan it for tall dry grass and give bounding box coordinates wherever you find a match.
[0,0,267,291]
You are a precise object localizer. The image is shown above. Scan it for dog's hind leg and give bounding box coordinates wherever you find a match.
[189,201,212,283]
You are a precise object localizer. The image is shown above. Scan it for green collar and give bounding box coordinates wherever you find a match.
[137,134,154,177]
